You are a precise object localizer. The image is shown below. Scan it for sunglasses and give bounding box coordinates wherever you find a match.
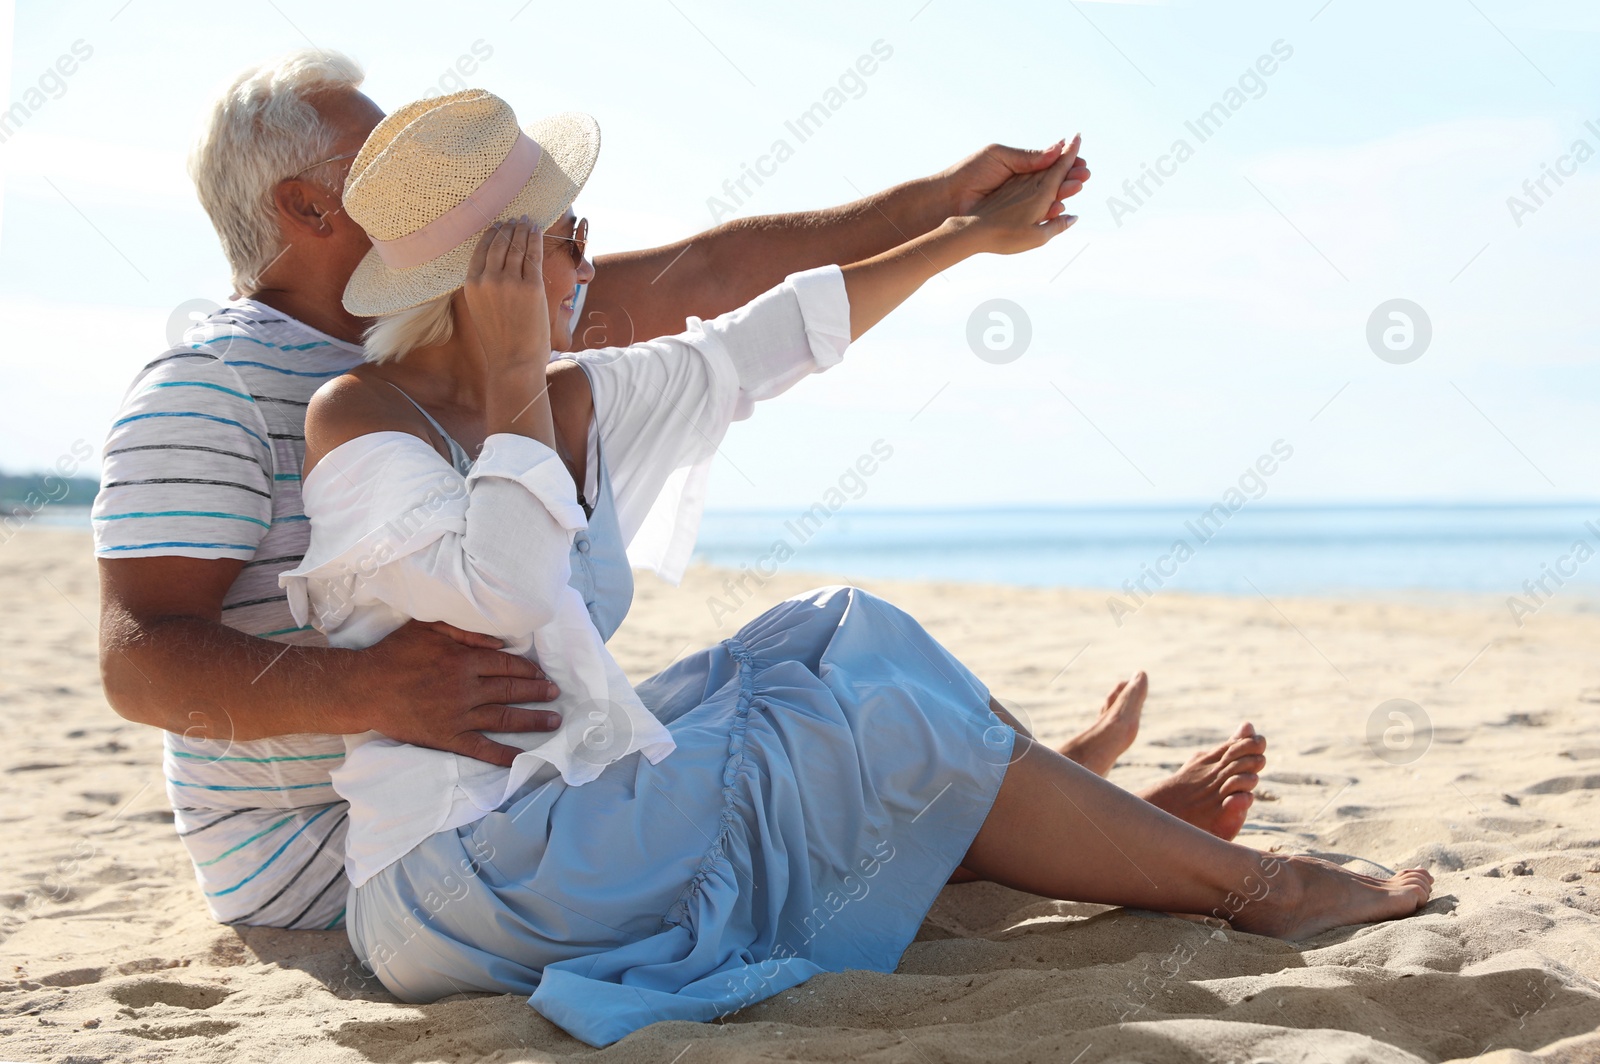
[543,217,589,266]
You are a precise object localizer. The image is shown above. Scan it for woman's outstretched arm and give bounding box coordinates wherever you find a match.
[577,137,1088,348]
[840,147,1080,341]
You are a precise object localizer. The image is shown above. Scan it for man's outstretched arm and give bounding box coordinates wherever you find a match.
[577,138,1089,348]
[98,555,562,766]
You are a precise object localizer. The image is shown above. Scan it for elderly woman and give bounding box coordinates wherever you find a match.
[280,90,1432,1047]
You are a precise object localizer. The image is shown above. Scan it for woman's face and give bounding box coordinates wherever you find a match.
[542,209,595,352]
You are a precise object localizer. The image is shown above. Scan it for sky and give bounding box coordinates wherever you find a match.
[1,0,1596,510]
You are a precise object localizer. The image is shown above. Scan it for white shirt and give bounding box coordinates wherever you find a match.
[279,265,852,886]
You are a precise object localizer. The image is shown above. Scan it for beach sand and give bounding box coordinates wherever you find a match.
[2,527,1597,1063]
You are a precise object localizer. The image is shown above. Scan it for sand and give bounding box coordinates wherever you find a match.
[2,527,1597,1063]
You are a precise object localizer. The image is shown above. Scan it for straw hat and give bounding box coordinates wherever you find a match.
[341,89,600,316]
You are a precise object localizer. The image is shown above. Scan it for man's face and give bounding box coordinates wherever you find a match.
[296,87,385,294]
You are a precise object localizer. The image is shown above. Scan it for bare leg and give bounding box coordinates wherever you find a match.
[959,732,1433,940]
[947,695,1259,884]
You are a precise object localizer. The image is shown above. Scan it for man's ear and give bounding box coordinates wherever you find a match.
[272,178,336,239]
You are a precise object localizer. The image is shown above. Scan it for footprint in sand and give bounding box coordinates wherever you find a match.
[109,979,232,1011]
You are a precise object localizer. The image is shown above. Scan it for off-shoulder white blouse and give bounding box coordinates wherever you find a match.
[280,265,852,886]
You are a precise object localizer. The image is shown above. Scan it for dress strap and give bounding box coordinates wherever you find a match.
[567,356,604,516]
[382,381,471,473]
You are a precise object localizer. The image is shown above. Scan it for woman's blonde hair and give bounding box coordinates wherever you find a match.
[362,294,455,363]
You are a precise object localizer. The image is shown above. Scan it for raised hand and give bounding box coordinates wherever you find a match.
[839,143,1084,339]
[941,135,1090,219]
[463,216,551,368]
[959,149,1081,256]
[460,216,561,449]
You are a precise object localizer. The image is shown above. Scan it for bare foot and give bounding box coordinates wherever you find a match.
[1139,722,1266,842]
[1058,671,1147,776]
[1229,855,1434,941]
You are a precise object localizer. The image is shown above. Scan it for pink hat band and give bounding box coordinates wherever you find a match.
[368,131,544,270]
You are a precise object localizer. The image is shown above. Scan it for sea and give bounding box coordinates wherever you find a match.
[689,502,1600,605]
[23,502,1600,605]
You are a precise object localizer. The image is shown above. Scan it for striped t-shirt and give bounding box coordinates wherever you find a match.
[92,300,364,930]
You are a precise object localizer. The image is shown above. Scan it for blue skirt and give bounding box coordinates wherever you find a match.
[347,585,1015,1047]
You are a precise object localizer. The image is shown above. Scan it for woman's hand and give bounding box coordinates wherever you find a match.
[838,141,1083,340]
[941,135,1090,218]
[953,145,1081,256]
[462,217,560,450]
[463,217,551,368]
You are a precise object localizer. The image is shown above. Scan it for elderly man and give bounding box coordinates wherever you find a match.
[92,49,1124,930]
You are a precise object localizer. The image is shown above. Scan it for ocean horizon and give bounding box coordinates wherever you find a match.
[20,501,1600,606]
[689,501,1600,607]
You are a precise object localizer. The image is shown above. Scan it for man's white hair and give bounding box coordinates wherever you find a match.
[189,49,365,295]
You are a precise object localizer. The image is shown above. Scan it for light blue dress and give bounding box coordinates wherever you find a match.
[348,367,1016,1047]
